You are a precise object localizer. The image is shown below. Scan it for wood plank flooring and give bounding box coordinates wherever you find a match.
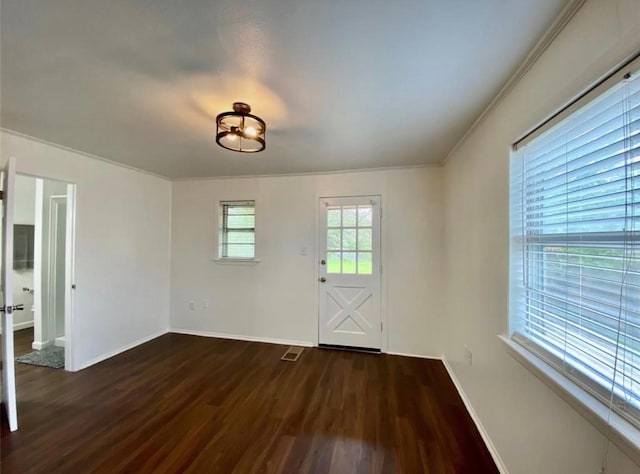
[2,329,498,473]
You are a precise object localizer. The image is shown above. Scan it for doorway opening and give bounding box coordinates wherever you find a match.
[11,174,75,371]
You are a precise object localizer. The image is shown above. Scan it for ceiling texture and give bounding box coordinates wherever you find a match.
[1,0,568,178]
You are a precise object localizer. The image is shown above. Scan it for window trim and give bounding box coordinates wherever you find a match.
[217,200,257,262]
[213,257,261,265]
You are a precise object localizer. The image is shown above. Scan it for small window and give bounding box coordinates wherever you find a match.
[219,201,255,259]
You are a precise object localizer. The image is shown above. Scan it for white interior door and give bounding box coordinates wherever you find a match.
[318,196,381,350]
[1,157,18,431]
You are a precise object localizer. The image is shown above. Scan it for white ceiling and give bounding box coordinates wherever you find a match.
[1,0,568,178]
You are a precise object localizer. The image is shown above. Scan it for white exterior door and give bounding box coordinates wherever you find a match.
[318,196,381,350]
[1,157,18,431]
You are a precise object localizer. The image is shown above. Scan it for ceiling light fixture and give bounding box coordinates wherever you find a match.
[216,102,266,153]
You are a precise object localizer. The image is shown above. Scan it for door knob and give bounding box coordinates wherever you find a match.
[319,277,326,283]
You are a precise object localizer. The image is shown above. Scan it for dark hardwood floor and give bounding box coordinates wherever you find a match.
[2,329,497,473]
[13,327,36,356]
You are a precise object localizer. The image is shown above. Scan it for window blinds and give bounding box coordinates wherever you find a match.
[510,59,640,426]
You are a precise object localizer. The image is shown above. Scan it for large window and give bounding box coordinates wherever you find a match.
[219,201,255,259]
[510,59,640,426]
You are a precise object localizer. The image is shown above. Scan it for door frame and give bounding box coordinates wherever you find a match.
[19,172,77,372]
[313,193,388,353]
[47,194,67,350]
[2,156,18,431]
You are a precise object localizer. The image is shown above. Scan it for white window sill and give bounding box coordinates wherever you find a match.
[213,258,261,265]
[499,334,640,465]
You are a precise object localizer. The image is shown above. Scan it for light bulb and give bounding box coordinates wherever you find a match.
[227,132,238,141]
[244,126,258,138]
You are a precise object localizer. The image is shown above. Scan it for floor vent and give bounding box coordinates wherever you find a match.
[281,346,304,362]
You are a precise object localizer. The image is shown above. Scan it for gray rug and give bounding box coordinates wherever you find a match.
[16,346,64,369]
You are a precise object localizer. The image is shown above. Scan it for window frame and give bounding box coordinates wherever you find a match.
[217,200,257,262]
[507,52,640,458]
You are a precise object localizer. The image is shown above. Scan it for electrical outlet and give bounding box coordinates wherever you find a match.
[202,299,209,309]
[464,345,473,366]
[189,300,195,311]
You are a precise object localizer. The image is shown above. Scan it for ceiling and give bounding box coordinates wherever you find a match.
[1,0,568,178]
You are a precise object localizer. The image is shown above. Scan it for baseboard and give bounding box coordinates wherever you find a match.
[170,328,313,348]
[386,351,443,360]
[441,357,509,474]
[32,340,52,350]
[14,321,34,331]
[76,329,169,371]
[0,321,34,334]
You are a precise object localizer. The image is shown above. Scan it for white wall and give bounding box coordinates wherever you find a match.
[1,131,172,370]
[12,174,36,329]
[442,1,640,473]
[170,167,445,356]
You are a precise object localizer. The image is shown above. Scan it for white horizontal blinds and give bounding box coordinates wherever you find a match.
[510,65,640,425]
[220,201,255,258]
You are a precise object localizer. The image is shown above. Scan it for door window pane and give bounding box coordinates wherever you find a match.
[327,252,341,273]
[327,229,341,250]
[342,252,356,274]
[358,228,372,251]
[358,252,372,274]
[342,207,356,227]
[342,229,356,250]
[358,206,372,226]
[327,208,341,227]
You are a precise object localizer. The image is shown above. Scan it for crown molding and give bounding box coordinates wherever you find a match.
[441,0,587,165]
[171,162,442,182]
[1,128,172,181]
[2,128,441,181]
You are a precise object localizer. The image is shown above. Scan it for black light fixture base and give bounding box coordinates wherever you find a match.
[232,102,252,114]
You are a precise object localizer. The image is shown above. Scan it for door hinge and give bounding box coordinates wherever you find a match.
[0,190,3,200]
[380,322,383,332]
